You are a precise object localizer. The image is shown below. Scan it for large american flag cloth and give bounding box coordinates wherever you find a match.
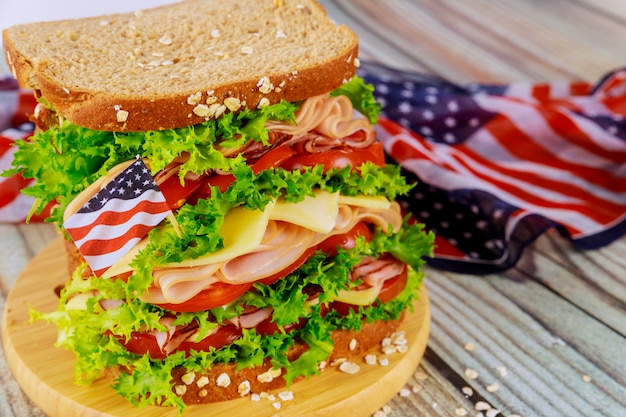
[63,157,171,277]
[358,62,626,273]
[2,64,626,274]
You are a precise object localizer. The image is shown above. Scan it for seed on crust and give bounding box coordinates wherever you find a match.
[216,372,231,388]
[257,97,270,108]
[116,109,129,122]
[174,385,187,396]
[196,376,209,388]
[257,76,274,94]
[238,380,251,396]
[257,368,281,383]
[224,97,242,112]
[192,104,211,117]
[187,92,202,105]
[181,371,196,385]
[349,338,358,351]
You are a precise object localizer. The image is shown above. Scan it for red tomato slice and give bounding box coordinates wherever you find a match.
[251,145,297,174]
[280,142,385,173]
[177,323,242,355]
[116,332,166,359]
[255,316,305,336]
[376,266,408,303]
[317,221,373,257]
[155,281,253,313]
[158,173,205,210]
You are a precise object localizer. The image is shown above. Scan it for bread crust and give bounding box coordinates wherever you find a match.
[169,316,404,404]
[2,0,359,132]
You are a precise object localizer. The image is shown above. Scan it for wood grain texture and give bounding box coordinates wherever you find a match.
[2,238,430,417]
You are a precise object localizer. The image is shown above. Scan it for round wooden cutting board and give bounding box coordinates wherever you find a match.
[2,238,430,417]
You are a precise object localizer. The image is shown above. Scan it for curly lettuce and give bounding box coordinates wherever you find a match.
[31,218,433,414]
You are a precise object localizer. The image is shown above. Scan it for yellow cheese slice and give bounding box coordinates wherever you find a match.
[169,203,273,268]
[102,191,386,277]
[103,203,273,276]
[338,194,391,209]
[269,190,339,234]
[333,283,383,305]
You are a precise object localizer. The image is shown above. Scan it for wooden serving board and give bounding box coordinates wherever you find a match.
[2,238,430,417]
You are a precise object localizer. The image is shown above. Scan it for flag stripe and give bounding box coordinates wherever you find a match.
[475,95,622,170]
[65,198,171,240]
[63,158,172,276]
[392,143,595,236]
[463,130,626,209]
[75,222,161,257]
[85,237,145,276]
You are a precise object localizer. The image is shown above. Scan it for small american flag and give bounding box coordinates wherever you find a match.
[359,62,626,273]
[64,157,171,277]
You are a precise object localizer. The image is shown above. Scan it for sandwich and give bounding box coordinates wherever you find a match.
[3,0,434,412]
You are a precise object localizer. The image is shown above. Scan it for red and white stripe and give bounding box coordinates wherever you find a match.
[64,187,171,277]
[377,75,626,241]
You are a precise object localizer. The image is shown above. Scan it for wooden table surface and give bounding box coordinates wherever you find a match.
[1,1,626,416]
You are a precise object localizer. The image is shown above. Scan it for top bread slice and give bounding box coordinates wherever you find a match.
[2,0,359,132]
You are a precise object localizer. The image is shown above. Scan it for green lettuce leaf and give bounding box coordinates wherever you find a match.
[330,75,382,124]
[31,216,432,415]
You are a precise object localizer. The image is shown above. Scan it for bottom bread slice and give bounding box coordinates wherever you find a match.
[168,316,404,405]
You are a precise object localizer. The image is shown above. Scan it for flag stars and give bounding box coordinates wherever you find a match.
[376,83,390,94]
[401,89,414,98]
[398,101,413,113]
[445,117,457,128]
[421,126,433,136]
[425,95,438,104]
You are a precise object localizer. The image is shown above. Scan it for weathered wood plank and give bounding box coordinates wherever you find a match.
[326,0,626,82]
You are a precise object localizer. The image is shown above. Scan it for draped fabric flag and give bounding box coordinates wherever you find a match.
[2,63,626,274]
[63,157,172,277]
[0,78,45,222]
[358,62,626,273]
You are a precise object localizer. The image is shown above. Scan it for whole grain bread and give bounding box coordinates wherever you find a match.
[2,0,359,132]
[169,317,404,404]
